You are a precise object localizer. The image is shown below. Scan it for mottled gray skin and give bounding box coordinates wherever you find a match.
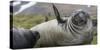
[30,4,93,47]
[11,27,40,49]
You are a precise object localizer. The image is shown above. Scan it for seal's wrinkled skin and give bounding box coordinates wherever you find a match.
[31,4,93,47]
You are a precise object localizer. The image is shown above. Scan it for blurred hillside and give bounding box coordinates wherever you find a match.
[14,2,97,19]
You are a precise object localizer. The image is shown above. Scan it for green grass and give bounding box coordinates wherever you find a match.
[91,35,97,44]
[13,14,55,29]
[12,14,97,44]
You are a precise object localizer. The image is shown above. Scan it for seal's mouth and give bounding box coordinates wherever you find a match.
[75,18,87,26]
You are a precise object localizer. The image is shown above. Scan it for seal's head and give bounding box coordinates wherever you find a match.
[72,9,90,26]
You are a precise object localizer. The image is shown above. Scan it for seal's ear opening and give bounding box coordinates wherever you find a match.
[52,4,66,23]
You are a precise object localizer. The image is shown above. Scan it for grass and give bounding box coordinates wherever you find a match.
[91,35,97,44]
[12,14,97,44]
[13,14,55,29]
